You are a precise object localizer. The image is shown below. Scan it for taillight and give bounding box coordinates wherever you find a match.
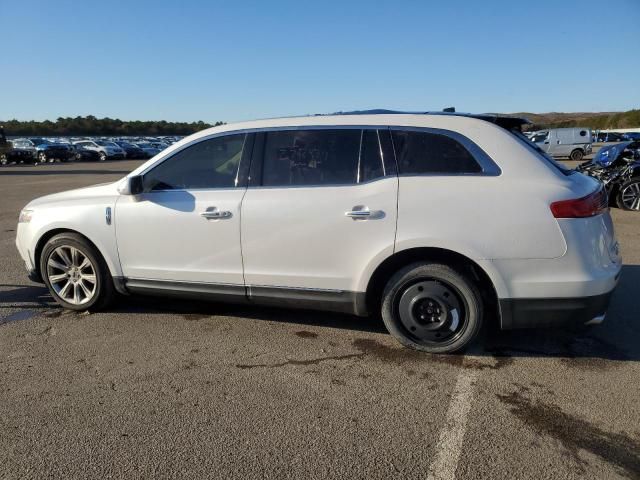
[550,187,608,218]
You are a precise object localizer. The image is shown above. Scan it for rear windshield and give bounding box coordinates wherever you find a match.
[510,130,575,176]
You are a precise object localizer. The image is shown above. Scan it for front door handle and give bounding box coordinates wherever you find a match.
[345,210,371,218]
[200,207,232,220]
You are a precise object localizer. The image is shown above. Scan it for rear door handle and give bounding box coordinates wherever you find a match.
[200,207,232,220]
[345,206,385,220]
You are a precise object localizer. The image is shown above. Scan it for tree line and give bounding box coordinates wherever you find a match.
[0,116,224,136]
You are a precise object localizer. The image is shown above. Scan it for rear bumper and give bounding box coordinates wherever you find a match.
[499,289,615,330]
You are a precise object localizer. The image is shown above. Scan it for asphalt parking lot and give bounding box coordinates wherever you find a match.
[1,159,639,479]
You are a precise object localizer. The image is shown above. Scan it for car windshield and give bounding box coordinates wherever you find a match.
[30,138,50,146]
[97,141,117,147]
[510,130,574,175]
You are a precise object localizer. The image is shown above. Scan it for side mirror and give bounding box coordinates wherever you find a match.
[118,175,145,195]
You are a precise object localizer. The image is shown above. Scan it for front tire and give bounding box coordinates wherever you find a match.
[37,152,47,164]
[98,152,107,162]
[616,178,640,211]
[381,263,483,353]
[40,233,115,311]
[570,149,584,161]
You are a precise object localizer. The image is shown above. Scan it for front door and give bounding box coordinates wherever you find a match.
[241,128,398,295]
[115,133,251,286]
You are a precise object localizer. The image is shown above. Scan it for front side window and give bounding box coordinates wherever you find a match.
[531,132,549,143]
[143,134,246,191]
[391,130,482,175]
[260,129,385,187]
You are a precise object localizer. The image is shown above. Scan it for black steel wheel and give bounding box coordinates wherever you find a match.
[381,263,483,353]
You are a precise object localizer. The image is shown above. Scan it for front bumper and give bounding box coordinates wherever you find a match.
[499,288,616,329]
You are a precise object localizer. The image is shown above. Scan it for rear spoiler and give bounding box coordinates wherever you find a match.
[469,114,531,131]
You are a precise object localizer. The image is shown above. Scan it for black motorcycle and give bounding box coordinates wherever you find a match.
[576,141,640,211]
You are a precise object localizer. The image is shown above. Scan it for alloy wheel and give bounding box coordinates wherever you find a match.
[46,246,97,305]
[620,181,640,211]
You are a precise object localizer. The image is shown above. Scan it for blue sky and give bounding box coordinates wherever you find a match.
[2,0,639,123]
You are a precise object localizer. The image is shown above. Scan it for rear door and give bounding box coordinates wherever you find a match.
[240,128,398,296]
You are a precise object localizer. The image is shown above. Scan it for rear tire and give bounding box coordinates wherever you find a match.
[570,149,584,161]
[40,233,115,311]
[381,263,483,353]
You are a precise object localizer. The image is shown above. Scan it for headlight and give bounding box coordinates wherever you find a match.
[18,209,34,223]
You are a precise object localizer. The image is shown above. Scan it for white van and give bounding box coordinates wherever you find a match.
[531,128,593,161]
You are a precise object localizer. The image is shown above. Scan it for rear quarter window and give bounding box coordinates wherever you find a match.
[391,130,483,175]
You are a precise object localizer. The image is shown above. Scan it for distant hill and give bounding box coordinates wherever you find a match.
[507,110,640,131]
[332,108,640,131]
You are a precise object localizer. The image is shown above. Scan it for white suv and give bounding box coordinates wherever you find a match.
[16,113,622,353]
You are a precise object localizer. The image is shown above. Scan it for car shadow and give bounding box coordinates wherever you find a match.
[1,265,638,363]
[481,264,639,363]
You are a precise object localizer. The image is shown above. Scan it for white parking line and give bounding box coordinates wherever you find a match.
[426,369,479,480]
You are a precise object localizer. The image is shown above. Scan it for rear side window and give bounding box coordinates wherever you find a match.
[260,129,385,187]
[143,134,246,191]
[391,130,482,174]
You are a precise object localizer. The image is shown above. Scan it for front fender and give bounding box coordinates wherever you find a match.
[23,203,121,279]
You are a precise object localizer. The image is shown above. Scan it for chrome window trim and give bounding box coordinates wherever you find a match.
[245,175,397,191]
[138,124,500,192]
[138,125,395,178]
[140,132,249,193]
[254,126,393,189]
[389,126,501,177]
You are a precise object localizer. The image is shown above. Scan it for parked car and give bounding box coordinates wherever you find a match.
[1,140,36,165]
[73,147,102,162]
[133,142,163,157]
[531,128,593,161]
[0,131,40,165]
[576,141,640,211]
[595,132,628,143]
[114,141,147,159]
[72,140,125,161]
[8,138,75,163]
[16,113,621,353]
[622,132,640,141]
